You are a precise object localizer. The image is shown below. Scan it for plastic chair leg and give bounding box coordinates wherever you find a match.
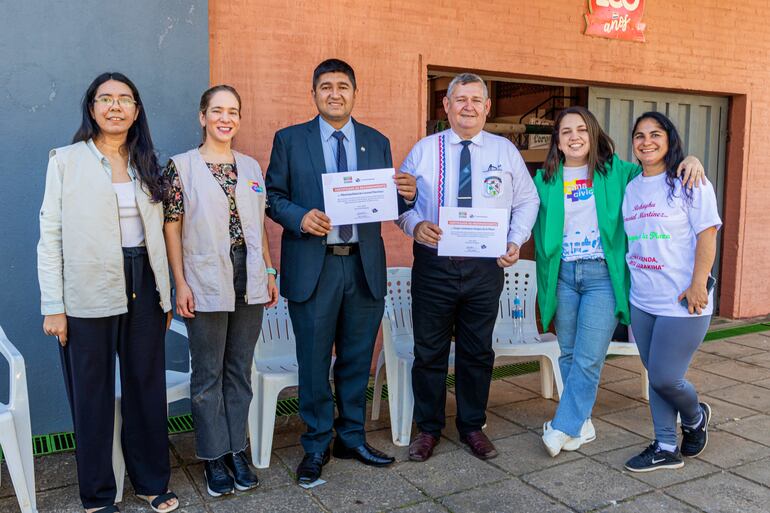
[545,351,564,400]
[0,421,37,513]
[112,400,126,503]
[394,362,414,447]
[371,363,386,421]
[641,367,650,401]
[248,376,280,469]
[537,354,554,399]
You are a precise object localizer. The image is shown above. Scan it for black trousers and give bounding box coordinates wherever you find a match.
[60,247,170,508]
[411,243,504,437]
[289,251,384,453]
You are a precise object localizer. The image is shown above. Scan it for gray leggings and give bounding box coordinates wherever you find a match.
[630,304,710,446]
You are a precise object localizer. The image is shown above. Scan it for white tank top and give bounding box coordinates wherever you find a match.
[112,182,145,247]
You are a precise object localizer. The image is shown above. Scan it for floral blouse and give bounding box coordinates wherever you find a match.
[162,160,245,246]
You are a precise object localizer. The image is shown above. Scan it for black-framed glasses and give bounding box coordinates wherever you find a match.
[93,96,138,108]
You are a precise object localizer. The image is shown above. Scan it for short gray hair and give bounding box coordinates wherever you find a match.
[446,73,488,100]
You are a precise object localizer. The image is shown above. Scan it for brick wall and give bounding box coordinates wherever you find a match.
[211,0,770,319]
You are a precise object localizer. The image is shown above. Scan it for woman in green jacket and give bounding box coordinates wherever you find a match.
[534,106,703,457]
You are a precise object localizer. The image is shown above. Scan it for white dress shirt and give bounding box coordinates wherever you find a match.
[319,116,359,244]
[397,129,539,248]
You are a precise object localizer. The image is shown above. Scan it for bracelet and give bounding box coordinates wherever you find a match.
[266,267,277,276]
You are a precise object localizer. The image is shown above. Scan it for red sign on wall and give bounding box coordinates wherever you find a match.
[584,0,646,42]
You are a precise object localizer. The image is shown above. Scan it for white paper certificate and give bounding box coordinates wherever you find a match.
[321,168,398,226]
[437,207,508,258]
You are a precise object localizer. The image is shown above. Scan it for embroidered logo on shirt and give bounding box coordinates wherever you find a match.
[564,178,593,202]
[483,176,502,197]
[486,164,502,172]
[248,180,264,193]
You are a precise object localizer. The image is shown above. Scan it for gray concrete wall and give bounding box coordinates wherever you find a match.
[0,0,209,434]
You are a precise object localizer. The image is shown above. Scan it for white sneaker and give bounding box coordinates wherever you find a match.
[542,421,575,457]
[542,419,596,456]
[564,419,596,451]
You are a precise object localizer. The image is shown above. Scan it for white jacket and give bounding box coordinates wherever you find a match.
[37,141,172,317]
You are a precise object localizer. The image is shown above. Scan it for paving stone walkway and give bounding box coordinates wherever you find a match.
[2,331,770,512]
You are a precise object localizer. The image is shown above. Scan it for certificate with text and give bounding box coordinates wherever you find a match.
[437,207,508,258]
[322,168,398,226]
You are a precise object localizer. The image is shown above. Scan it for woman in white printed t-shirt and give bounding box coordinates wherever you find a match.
[622,111,722,473]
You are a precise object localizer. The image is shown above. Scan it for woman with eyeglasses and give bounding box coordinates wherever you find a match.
[622,112,720,472]
[38,72,178,513]
[162,85,279,497]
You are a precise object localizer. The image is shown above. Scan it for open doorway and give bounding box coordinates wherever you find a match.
[426,71,729,311]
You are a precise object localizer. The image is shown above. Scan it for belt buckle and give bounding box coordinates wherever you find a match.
[331,245,352,256]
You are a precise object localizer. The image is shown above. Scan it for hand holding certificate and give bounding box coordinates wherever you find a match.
[437,207,508,258]
[322,168,399,225]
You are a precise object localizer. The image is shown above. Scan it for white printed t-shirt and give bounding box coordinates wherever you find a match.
[562,165,604,261]
[622,172,722,317]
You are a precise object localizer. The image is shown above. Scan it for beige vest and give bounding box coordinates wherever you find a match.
[38,141,172,317]
[171,148,269,311]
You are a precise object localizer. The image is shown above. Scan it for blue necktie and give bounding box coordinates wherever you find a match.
[332,131,353,242]
[458,140,472,207]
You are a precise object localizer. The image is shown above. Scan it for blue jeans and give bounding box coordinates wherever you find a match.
[552,259,618,437]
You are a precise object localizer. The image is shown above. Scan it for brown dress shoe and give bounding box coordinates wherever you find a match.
[409,432,440,462]
[460,430,498,460]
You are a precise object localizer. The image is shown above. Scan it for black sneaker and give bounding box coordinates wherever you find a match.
[204,456,235,497]
[624,442,684,472]
[681,402,711,457]
[224,451,259,491]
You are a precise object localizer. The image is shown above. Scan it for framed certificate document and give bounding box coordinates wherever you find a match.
[321,168,399,225]
[437,207,508,258]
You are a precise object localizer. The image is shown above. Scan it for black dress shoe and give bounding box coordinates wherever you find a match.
[204,456,235,497]
[296,447,330,484]
[224,451,259,491]
[332,441,395,467]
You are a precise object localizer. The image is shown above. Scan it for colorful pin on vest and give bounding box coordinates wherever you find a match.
[248,180,263,193]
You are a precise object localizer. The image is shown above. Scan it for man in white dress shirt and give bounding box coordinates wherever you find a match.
[397,73,539,462]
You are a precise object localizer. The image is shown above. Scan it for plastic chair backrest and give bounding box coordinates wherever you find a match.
[497,259,538,336]
[255,295,296,361]
[384,267,413,338]
[0,325,28,412]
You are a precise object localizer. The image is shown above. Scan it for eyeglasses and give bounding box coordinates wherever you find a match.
[93,96,138,108]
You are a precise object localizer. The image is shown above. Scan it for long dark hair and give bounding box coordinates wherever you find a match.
[73,72,162,201]
[632,111,692,204]
[542,106,615,183]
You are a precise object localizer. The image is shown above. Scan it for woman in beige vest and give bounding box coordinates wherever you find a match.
[37,72,178,513]
[162,85,278,497]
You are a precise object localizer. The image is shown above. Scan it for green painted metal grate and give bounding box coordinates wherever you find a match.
[24,322,770,457]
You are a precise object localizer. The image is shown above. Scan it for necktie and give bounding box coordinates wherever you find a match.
[332,131,353,242]
[458,140,473,207]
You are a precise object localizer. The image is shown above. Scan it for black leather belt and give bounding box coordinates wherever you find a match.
[326,244,358,256]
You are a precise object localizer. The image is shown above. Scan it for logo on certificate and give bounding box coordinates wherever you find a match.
[343,176,353,184]
[483,176,502,197]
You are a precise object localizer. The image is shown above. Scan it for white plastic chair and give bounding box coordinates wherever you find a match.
[0,326,37,513]
[491,261,563,398]
[247,293,336,469]
[371,268,422,446]
[113,319,191,503]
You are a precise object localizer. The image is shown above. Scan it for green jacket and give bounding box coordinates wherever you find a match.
[533,155,641,330]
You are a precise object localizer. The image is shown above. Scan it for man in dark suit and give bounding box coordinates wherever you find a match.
[266,58,416,484]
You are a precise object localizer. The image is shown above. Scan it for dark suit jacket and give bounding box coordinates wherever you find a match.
[266,116,405,303]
